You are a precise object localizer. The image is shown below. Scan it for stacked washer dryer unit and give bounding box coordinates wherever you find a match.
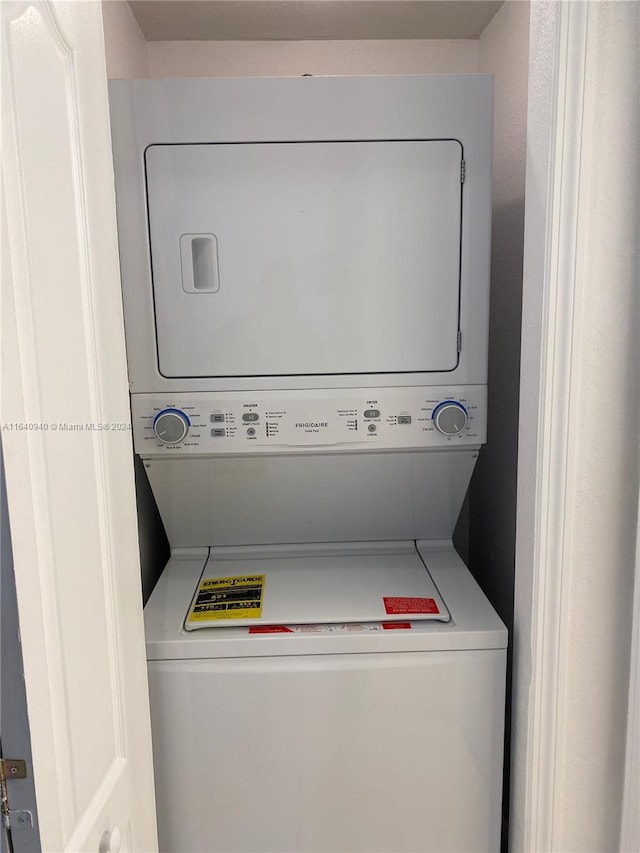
[109,75,506,853]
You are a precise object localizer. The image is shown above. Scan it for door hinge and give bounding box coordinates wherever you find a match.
[0,760,27,781]
[1,759,32,831]
[460,160,466,183]
[457,330,462,352]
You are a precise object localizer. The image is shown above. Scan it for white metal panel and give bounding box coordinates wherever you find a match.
[144,544,508,659]
[109,75,492,393]
[144,449,479,547]
[146,140,462,378]
[148,647,505,852]
[0,2,157,850]
[184,544,450,629]
[131,385,487,456]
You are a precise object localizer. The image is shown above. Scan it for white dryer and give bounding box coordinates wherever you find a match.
[109,74,507,853]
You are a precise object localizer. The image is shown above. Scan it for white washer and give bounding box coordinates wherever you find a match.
[108,74,506,852]
[145,542,506,853]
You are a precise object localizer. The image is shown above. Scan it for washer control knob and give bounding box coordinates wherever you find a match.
[432,401,468,436]
[153,408,190,444]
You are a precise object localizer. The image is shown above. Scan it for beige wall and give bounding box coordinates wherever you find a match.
[101,0,149,78]
[101,4,479,80]
[146,38,478,77]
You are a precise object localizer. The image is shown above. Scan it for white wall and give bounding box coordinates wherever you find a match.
[147,38,478,77]
[101,0,148,78]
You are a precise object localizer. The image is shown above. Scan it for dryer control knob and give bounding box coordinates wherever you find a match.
[432,401,468,436]
[153,408,190,444]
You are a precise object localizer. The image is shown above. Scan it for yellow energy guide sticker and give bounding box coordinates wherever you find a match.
[187,574,265,623]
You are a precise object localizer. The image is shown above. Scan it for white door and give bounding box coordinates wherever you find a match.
[1,2,157,851]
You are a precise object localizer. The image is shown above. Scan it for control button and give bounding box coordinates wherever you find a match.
[397,415,412,425]
[364,409,380,419]
[153,409,190,444]
[368,423,377,433]
[242,413,259,422]
[211,428,226,437]
[432,401,468,436]
[246,427,256,437]
[211,413,225,423]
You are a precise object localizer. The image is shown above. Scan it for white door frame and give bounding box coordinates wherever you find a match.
[512,2,640,850]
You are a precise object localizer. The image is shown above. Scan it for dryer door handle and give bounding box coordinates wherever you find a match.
[179,234,219,294]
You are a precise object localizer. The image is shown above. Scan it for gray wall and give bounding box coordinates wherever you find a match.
[134,454,170,603]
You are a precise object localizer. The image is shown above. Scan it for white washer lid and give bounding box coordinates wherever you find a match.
[184,542,450,631]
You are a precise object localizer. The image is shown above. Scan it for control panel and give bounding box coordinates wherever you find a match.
[132,386,486,456]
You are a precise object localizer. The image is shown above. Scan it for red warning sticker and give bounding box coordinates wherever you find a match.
[248,625,294,634]
[382,622,413,630]
[383,597,439,615]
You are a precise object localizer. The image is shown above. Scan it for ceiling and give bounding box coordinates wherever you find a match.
[128,1,504,41]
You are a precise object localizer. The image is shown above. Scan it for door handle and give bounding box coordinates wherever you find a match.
[99,826,122,853]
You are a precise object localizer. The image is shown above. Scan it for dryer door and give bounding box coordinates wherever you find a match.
[146,140,463,379]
